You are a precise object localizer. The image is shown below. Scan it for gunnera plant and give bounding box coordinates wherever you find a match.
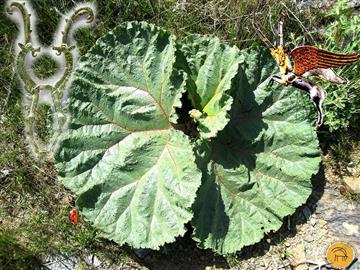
[54,21,320,254]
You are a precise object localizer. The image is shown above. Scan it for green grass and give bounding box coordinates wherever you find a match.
[0,229,41,270]
[320,0,360,132]
[342,192,360,201]
[0,0,359,268]
[31,55,59,80]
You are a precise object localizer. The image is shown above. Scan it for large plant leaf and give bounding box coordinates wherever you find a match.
[191,47,321,254]
[179,35,242,139]
[55,22,201,249]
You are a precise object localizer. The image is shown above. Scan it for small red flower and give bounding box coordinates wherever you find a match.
[70,208,80,224]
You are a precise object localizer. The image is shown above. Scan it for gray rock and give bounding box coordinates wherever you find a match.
[304,233,315,243]
[0,169,10,178]
[315,187,360,251]
[288,243,308,270]
[349,0,360,8]
[297,0,336,9]
[343,176,360,194]
[310,219,317,227]
[42,254,77,270]
[348,161,356,168]
[84,255,102,267]
[298,0,359,9]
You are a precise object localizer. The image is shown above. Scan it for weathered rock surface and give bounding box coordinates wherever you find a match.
[343,176,360,194]
[315,187,360,252]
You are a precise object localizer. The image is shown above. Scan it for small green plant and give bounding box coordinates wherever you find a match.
[55,21,320,254]
[321,0,360,132]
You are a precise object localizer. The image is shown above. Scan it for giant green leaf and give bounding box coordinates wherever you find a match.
[191,47,321,254]
[55,22,201,249]
[179,35,242,139]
